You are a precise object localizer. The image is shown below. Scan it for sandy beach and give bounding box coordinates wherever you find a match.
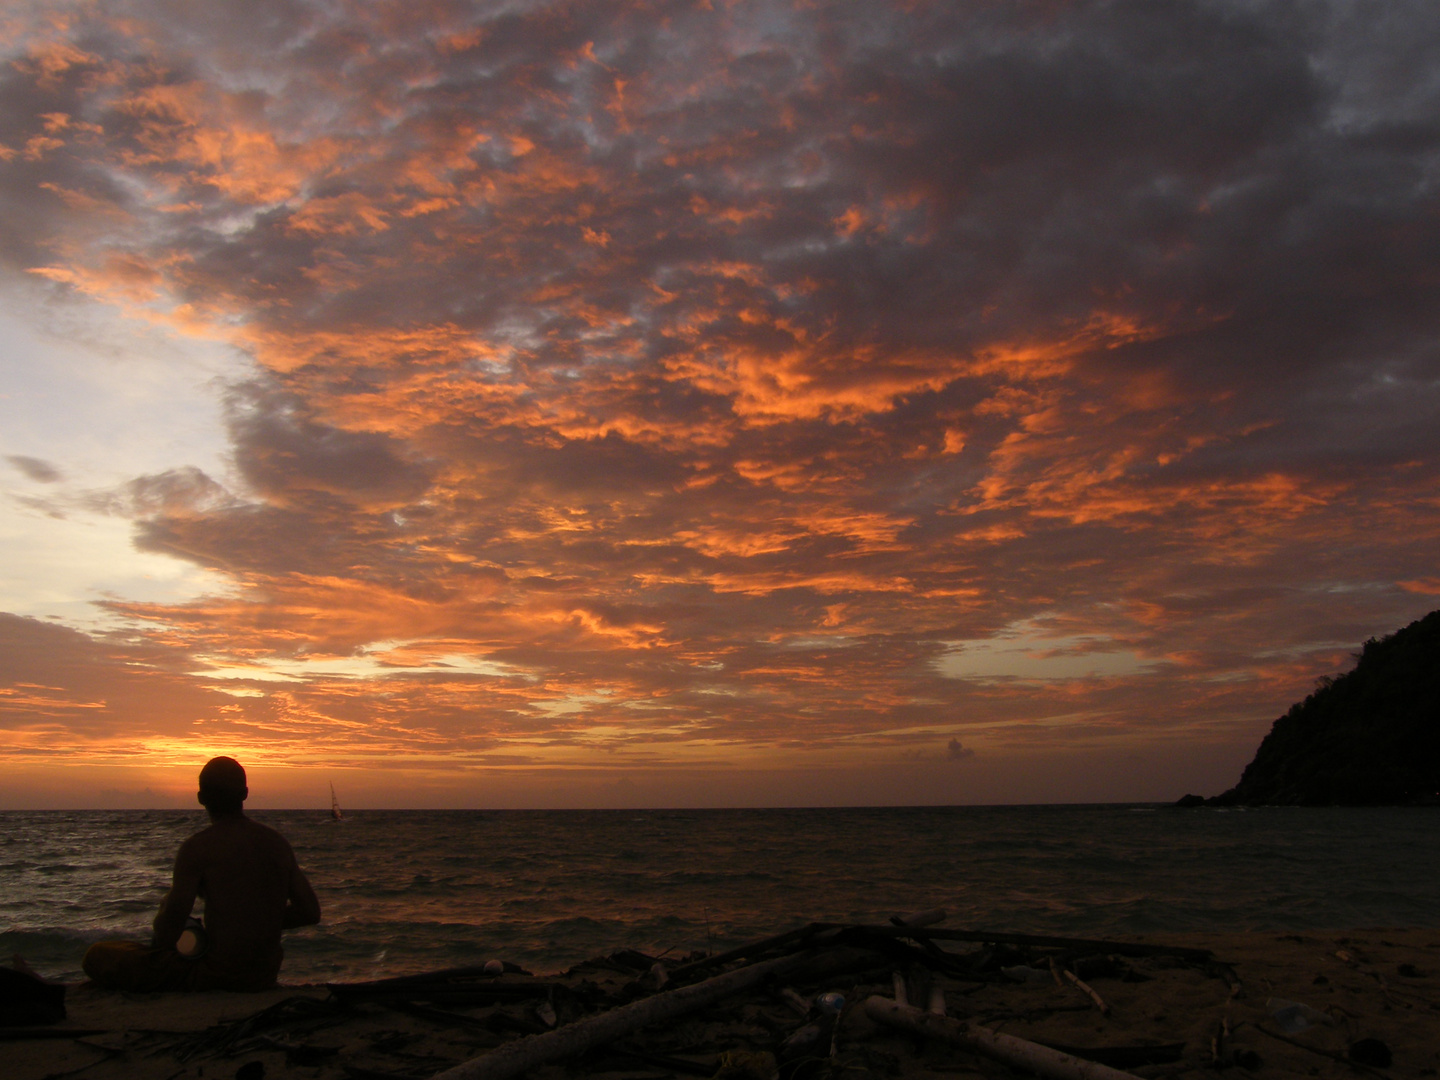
[8,928,1438,1080]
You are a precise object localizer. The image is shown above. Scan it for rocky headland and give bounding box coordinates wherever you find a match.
[1179,608,1440,807]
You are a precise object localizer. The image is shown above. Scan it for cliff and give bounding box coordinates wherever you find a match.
[1202,608,1440,806]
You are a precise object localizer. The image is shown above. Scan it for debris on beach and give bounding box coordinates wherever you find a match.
[10,918,1439,1080]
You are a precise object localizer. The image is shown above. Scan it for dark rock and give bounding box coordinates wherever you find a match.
[1173,794,1206,808]
[608,949,659,972]
[0,968,66,1026]
[1349,1038,1393,1068]
[1209,609,1440,806]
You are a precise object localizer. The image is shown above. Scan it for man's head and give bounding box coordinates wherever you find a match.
[197,756,248,816]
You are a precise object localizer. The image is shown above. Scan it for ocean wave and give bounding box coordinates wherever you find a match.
[4,806,1438,983]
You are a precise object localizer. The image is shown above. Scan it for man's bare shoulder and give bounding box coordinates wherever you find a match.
[179,816,297,860]
[244,817,300,858]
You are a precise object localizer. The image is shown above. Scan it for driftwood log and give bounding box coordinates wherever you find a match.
[668,922,1209,986]
[870,926,1213,962]
[864,997,1145,1080]
[430,948,877,1080]
[1063,969,1110,1015]
[666,923,827,981]
[891,907,948,928]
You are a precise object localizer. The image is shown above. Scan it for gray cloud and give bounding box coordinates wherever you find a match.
[226,384,433,508]
[6,455,62,483]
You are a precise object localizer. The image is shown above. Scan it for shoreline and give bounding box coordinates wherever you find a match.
[10,927,1439,1080]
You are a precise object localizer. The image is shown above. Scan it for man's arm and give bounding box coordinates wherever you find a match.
[152,841,202,950]
[282,862,321,929]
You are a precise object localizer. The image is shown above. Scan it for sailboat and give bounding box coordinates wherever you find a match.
[330,782,345,821]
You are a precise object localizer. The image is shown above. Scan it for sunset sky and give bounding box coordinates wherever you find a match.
[2,0,1438,809]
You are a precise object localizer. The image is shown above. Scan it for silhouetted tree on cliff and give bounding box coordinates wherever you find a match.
[1211,608,1440,806]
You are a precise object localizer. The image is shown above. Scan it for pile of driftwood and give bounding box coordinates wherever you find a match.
[193,909,1229,1080]
[410,910,1218,1080]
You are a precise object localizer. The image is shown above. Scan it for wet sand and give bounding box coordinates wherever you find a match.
[9,929,1439,1080]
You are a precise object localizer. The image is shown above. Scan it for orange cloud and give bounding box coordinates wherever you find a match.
[2,0,1438,807]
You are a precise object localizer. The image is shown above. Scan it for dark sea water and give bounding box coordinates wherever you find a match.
[2,805,1436,984]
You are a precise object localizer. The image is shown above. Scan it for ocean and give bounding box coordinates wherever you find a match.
[2,805,1436,984]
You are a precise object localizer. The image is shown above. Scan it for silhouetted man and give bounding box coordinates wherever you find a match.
[83,757,321,991]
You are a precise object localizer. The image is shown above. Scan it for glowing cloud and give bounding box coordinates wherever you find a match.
[0,0,1438,806]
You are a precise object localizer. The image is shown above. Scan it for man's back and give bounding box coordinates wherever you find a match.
[177,815,309,989]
